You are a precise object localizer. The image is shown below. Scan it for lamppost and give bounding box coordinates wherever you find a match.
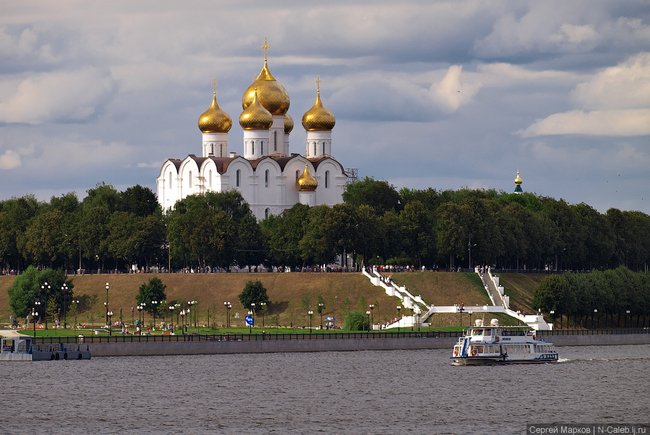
[62,283,68,329]
[260,302,266,327]
[180,310,186,333]
[169,305,175,331]
[308,310,313,334]
[397,306,401,333]
[626,310,630,328]
[105,282,110,325]
[152,300,159,331]
[40,282,50,329]
[188,300,197,330]
[137,305,143,332]
[175,303,181,327]
[250,303,256,333]
[318,302,324,330]
[596,309,599,329]
[248,310,253,334]
[224,302,231,328]
[107,311,113,336]
[366,310,371,331]
[593,309,597,329]
[72,299,79,329]
[550,310,555,330]
[368,304,374,330]
[32,301,41,338]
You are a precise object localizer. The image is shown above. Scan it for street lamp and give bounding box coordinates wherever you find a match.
[152,300,159,331]
[180,310,186,333]
[248,310,253,334]
[366,310,371,331]
[62,283,68,329]
[169,305,175,331]
[368,304,374,330]
[188,300,197,330]
[308,310,313,334]
[251,303,256,331]
[224,302,231,328]
[260,302,266,327]
[105,282,110,325]
[72,299,79,329]
[107,311,113,336]
[550,310,555,330]
[397,306,401,333]
[40,282,50,329]
[137,305,143,333]
[626,310,630,328]
[318,302,324,330]
[33,301,41,338]
[593,309,597,329]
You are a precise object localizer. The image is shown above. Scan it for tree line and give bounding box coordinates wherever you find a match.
[1,177,649,273]
[532,267,650,328]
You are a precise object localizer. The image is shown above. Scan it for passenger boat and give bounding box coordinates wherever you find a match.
[451,318,558,365]
[1,336,91,361]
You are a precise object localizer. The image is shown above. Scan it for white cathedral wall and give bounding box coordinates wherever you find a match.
[305,130,332,158]
[315,159,347,206]
[202,132,228,158]
[179,158,201,198]
[243,129,270,160]
[269,116,284,155]
[158,161,180,210]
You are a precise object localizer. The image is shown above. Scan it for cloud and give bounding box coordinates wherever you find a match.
[518,109,650,137]
[0,68,117,124]
[570,52,650,110]
[430,65,481,112]
[0,150,21,169]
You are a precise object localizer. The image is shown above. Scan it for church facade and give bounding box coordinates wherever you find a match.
[156,41,348,220]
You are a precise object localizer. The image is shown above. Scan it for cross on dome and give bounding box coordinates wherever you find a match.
[316,75,321,93]
[212,78,217,95]
[262,38,270,61]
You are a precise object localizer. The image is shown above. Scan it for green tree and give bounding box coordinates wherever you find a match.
[22,209,65,267]
[344,310,370,331]
[238,280,269,313]
[119,184,159,217]
[136,277,167,316]
[343,176,402,214]
[7,266,73,319]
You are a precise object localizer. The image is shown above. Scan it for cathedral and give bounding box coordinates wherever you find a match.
[156,40,348,220]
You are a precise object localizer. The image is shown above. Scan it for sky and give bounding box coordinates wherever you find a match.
[1,0,650,214]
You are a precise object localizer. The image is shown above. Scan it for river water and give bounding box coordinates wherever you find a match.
[1,345,648,434]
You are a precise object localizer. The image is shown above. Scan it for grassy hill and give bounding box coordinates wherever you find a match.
[0,271,544,328]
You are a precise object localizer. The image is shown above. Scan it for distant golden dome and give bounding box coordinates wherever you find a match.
[198,91,232,133]
[284,113,294,134]
[302,78,335,131]
[239,89,273,130]
[242,60,290,116]
[515,169,523,185]
[297,162,318,191]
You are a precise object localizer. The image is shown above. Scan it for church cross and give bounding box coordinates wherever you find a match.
[262,38,270,60]
[316,75,321,92]
[211,78,217,95]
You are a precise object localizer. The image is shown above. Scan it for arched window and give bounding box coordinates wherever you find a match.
[265,208,269,219]
[209,170,212,188]
[210,144,214,155]
[189,171,192,188]
[251,141,254,155]
[236,169,241,187]
[220,144,223,157]
[313,142,317,156]
[296,170,299,181]
[169,172,172,189]
[323,142,326,155]
[265,169,269,188]
[325,170,330,188]
[261,141,264,155]
[274,131,277,151]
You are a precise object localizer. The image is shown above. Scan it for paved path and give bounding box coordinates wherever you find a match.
[0,329,27,338]
[479,272,503,306]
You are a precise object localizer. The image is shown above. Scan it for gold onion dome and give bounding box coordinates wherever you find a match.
[284,113,294,134]
[297,162,318,192]
[239,89,273,130]
[242,41,290,116]
[515,169,523,185]
[302,78,335,131]
[198,87,232,133]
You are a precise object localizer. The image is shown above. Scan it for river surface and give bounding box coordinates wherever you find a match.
[1,344,649,434]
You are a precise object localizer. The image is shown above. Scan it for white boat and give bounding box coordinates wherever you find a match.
[451,318,558,365]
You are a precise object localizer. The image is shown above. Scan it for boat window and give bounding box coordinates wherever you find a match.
[472,329,482,336]
[477,346,484,353]
[483,329,491,336]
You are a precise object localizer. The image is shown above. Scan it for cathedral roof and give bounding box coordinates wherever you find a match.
[198,84,232,133]
[297,162,318,192]
[242,39,290,116]
[302,77,335,131]
[239,89,273,130]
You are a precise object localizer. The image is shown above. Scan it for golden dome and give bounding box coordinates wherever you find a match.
[284,113,294,134]
[198,87,232,133]
[302,77,335,131]
[514,169,523,185]
[239,89,273,130]
[242,40,290,115]
[297,161,318,192]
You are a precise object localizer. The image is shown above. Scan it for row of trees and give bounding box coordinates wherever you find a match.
[1,178,650,272]
[532,267,650,328]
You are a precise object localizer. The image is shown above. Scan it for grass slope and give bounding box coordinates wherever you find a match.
[0,271,544,328]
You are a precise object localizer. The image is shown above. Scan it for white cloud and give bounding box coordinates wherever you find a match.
[0,150,21,170]
[430,65,481,112]
[0,68,116,124]
[519,109,650,137]
[570,52,650,110]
